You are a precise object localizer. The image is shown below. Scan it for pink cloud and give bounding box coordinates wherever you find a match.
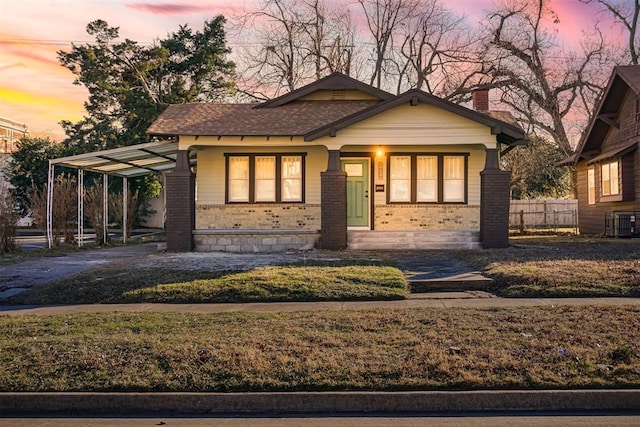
[126,2,219,15]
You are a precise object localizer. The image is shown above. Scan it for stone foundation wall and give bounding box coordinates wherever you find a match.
[374,204,480,230]
[194,230,320,252]
[196,204,321,230]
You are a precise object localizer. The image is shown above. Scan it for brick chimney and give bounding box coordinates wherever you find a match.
[472,90,489,111]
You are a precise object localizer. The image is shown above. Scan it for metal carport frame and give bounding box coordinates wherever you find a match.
[46,141,195,249]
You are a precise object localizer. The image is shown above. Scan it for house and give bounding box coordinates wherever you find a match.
[566,66,640,237]
[147,73,526,252]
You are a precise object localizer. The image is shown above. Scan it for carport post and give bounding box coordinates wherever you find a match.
[103,174,108,245]
[46,161,54,249]
[123,176,127,244]
[77,169,84,247]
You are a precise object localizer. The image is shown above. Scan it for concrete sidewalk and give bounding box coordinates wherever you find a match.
[2,294,639,316]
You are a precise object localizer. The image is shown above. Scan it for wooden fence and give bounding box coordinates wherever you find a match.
[509,199,578,231]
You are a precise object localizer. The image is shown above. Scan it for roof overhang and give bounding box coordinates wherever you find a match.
[50,141,195,178]
[586,140,638,165]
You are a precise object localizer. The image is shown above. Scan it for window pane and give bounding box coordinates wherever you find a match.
[417,156,437,202]
[390,156,411,202]
[282,156,302,202]
[443,156,464,202]
[255,156,276,202]
[610,161,619,195]
[229,156,249,202]
[601,161,619,196]
[587,168,595,205]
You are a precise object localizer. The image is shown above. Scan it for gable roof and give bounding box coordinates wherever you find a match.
[303,89,526,144]
[570,65,640,164]
[256,72,394,108]
[147,73,525,144]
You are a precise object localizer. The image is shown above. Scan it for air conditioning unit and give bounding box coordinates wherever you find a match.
[613,213,636,238]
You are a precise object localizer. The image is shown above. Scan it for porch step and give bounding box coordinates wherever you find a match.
[347,230,481,250]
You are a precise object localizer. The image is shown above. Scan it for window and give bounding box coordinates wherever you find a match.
[416,156,437,202]
[255,156,276,202]
[388,154,467,204]
[281,156,302,202]
[587,167,595,205]
[226,154,304,203]
[389,156,411,202]
[228,156,249,202]
[443,156,465,202]
[601,160,619,196]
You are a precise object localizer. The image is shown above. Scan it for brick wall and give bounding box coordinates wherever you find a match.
[374,204,480,230]
[194,230,319,252]
[480,168,510,248]
[196,204,320,229]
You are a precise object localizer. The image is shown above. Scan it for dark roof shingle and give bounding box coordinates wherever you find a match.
[147,100,380,136]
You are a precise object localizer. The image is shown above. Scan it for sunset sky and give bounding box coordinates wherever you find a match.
[0,0,619,141]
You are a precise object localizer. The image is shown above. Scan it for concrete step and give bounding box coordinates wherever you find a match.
[408,272,493,292]
[347,230,481,250]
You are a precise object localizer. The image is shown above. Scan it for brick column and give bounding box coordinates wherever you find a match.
[165,150,195,251]
[320,149,347,249]
[480,148,510,248]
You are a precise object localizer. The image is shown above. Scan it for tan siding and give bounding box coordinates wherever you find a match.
[324,104,498,148]
[195,145,327,205]
[298,90,380,101]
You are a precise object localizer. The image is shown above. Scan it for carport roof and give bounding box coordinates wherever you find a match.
[50,141,194,177]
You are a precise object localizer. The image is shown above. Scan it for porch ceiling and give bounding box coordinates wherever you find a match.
[50,141,196,177]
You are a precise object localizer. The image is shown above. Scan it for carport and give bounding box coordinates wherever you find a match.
[46,141,195,248]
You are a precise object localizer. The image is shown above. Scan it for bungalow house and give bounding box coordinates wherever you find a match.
[565,65,640,237]
[147,73,526,252]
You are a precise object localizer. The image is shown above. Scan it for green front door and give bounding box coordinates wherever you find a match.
[341,159,369,227]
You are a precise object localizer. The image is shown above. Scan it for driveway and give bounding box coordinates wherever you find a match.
[0,243,488,301]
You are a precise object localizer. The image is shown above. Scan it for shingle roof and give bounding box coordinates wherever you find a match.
[147,100,380,136]
[568,65,640,163]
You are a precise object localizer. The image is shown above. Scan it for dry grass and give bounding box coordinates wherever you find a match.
[1,306,638,392]
[458,236,640,297]
[9,264,408,304]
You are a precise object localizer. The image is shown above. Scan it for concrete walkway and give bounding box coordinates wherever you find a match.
[2,295,640,316]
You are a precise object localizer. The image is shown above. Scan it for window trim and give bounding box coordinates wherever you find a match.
[225,153,306,204]
[600,159,620,198]
[587,167,596,205]
[386,153,469,204]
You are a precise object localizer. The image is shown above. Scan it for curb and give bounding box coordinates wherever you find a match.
[1,390,639,415]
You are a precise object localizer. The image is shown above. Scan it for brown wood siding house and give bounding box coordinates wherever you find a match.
[147,73,526,252]
[567,66,640,236]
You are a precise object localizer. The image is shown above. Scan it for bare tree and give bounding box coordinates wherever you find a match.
[0,178,18,255]
[479,0,609,157]
[579,0,640,64]
[394,0,479,95]
[29,175,77,246]
[357,0,419,89]
[464,0,614,196]
[232,0,359,98]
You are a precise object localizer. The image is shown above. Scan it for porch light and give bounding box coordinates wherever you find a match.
[376,147,384,157]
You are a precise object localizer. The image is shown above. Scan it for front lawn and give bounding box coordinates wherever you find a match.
[459,236,640,297]
[9,264,408,304]
[1,306,638,392]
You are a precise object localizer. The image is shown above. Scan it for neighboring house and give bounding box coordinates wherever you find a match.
[0,117,30,226]
[566,66,640,237]
[147,73,526,252]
